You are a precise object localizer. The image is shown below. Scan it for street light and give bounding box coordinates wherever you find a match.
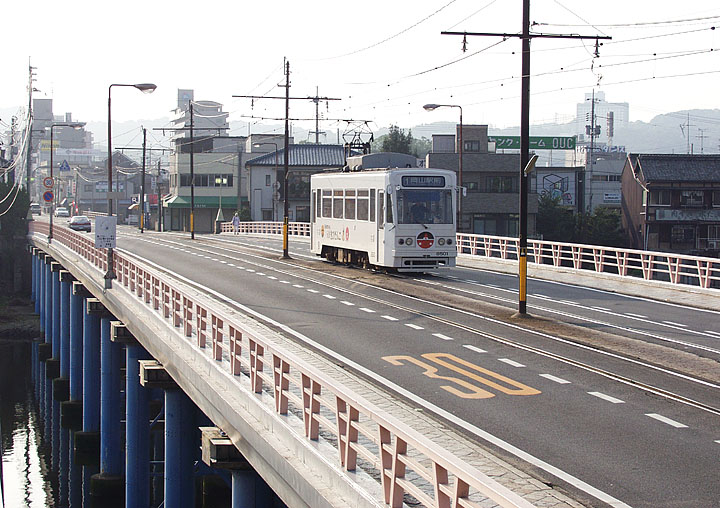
[253,142,279,221]
[106,83,156,288]
[48,122,83,243]
[423,103,463,230]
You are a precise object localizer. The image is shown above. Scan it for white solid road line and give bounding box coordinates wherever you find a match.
[624,313,647,319]
[540,374,571,384]
[588,392,625,404]
[645,413,688,428]
[662,321,687,327]
[498,358,525,368]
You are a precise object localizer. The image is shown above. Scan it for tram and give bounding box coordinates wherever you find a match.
[310,167,457,271]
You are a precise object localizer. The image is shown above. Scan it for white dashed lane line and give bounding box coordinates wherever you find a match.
[307,289,319,294]
[267,276,277,280]
[292,284,304,288]
[540,374,571,384]
[625,313,647,319]
[323,294,336,299]
[588,392,625,404]
[340,301,355,306]
[432,333,454,341]
[360,308,375,313]
[462,345,487,353]
[645,413,688,428]
[382,315,398,321]
[405,323,424,330]
[498,358,525,368]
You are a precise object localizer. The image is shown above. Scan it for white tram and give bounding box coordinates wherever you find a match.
[310,168,457,271]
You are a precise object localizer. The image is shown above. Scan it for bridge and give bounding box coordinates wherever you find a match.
[26,218,720,508]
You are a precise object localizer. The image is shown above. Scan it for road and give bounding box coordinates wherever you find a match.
[59,222,720,508]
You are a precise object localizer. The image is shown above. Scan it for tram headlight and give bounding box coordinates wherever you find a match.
[438,238,446,246]
[447,238,453,246]
[406,237,414,246]
[398,238,405,245]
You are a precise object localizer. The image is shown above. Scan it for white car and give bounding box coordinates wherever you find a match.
[54,207,70,217]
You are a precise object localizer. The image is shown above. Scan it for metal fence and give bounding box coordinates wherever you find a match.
[30,221,534,508]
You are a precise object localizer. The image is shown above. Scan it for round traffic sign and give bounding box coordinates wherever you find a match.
[43,190,54,203]
[43,177,54,189]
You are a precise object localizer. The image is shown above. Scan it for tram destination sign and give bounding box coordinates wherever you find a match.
[489,136,576,150]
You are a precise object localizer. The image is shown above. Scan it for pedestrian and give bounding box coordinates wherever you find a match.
[232,212,240,235]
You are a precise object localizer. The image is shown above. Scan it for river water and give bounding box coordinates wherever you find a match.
[1,340,56,508]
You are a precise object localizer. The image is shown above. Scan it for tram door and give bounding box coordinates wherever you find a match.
[376,190,385,264]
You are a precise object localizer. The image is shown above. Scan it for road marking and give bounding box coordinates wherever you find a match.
[220,260,227,264]
[306,289,319,293]
[715,440,720,444]
[246,269,255,272]
[341,301,355,306]
[228,263,235,267]
[591,306,610,311]
[662,321,687,328]
[432,333,454,341]
[462,344,486,353]
[645,413,688,428]
[211,258,219,261]
[292,284,304,288]
[589,392,624,404]
[323,294,336,299]
[256,272,266,276]
[704,330,720,338]
[382,315,398,321]
[540,374,571,384]
[360,308,375,313]
[267,276,277,280]
[405,323,424,330]
[280,281,290,284]
[498,358,525,368]
[625,313,647,319]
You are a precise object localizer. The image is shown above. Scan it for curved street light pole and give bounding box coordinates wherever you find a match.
[423,103,463,231]
[106,83,156,289]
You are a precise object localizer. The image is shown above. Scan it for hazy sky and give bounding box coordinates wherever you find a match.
[3,0,719,143]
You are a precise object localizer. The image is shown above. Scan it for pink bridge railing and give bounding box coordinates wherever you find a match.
[456,233,720,290]
[30,221,534,508]
[220,221,310,236]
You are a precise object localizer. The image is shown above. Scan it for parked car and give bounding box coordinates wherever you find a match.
[68,215,91,232]
[30,203,42,215]
[54,207,70,217]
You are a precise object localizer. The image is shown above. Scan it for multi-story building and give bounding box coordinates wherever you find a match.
[425,124,533,236]
[575,91,629,147]
[621,154,720,255]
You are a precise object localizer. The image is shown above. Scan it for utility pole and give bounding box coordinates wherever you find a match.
[442,0,610,315]
[25,60,37,195]
[140,127,146,233]
[233,60,340,258]
[696,128,707,154]
[190,102,195,239]
[309,86,330,144]
[680,113,692,154]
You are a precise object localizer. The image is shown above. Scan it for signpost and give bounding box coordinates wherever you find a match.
[489,136,576,150]
[95,216,117,249]
[43,177,54,189]
[43,190,54,203]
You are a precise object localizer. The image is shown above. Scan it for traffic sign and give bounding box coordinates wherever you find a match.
[43,190,54,203]
[43,177,54,189]
[95,216,117,249]
[59,160,71,172]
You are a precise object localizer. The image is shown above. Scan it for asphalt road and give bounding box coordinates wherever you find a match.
[71,224,720,507]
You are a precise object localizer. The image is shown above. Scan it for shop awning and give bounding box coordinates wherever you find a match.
[163,195,242,209]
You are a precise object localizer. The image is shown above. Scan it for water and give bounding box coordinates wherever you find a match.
[1,341,55,508]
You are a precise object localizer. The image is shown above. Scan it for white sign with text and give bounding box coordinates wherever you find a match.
[95,216,117,249]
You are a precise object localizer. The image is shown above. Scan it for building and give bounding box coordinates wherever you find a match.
[75,152,141,221]
[575,91,629,147]
[425,124,533,236]
[621,154,720,255]
[245,144,346,222]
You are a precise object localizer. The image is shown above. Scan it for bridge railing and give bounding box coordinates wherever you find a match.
[456,233,720,289]
[30,220,534,508]
[219,221,311,236]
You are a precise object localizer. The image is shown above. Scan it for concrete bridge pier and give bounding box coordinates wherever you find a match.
[76,297,104,504]
[49,261,62,470]
[55,270,73,506]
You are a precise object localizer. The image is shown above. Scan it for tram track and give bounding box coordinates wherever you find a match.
[120,233,720,418]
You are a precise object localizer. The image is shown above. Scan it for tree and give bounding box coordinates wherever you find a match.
[536,193,575,242]
[379,125,414,155]
[583,207,627,247]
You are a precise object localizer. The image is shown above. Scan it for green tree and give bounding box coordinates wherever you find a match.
[582,207,627,247]
[0,180,30,288]
[411,136,432,159]
[536,193,575,242]
[379,125,414,155]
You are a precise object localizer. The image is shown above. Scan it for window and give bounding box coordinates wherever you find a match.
[333,190,343,219]
[671,225,695,243]
[466,181,479,191]
[396,189,454,224]
[261,209,273,221]
[315,189,321,220]
[649,189,671,206]
[180,174,192,187]
[713,190,720,207]
[370,189,376,222]
[486,176,516,193]
[386,193,394,224]
[464,140,481,152]
[84,184,93,192]
[357,189,369,221]
[680,190,703,207]
[378,191,384,227]
[265,175,271,186]
[322,190,332,218]
[345,189,356,220]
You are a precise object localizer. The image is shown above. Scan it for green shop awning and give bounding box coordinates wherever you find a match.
[164,196,246,209]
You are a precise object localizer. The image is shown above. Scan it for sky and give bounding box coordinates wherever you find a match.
[2,0,720,145]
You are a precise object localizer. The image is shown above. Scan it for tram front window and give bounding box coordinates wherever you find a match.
[397,189,453,225]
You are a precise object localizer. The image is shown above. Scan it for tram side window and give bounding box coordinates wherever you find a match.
[378,191,384,227]
[357,189,369,221]
[370,189,376,222]
[345,189,356,220]
[322,190,332,218]
[386,193,394,224]
[315,189,321,219]
[333,190,344,219]
[311,192,316,222]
